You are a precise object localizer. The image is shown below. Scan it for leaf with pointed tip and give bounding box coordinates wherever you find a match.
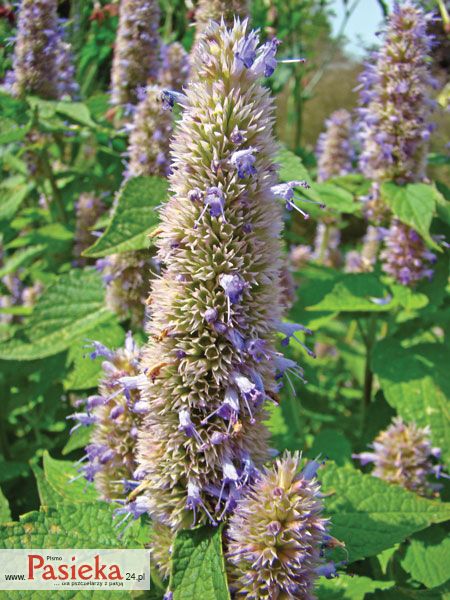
[170,525,230,600]
[0,270,111,360]
[83,176,167,257]
[372,339,450,464]
[321,463,450,563]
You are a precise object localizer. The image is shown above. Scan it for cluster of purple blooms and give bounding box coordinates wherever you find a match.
[356,1,438,286]
[353,417,447,497]
[379,221,436,286]
[316,109,354,184]
[110,0,162,108]
[120,20,336,594]
[69,333,150,514]
[6,0,77,100]
[357,0,436,185]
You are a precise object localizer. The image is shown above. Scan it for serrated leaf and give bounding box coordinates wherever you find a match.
[84,176,167,257]
[317,574,394,600]
[0,245,45,278]
[0,502,143,550]
[0,177,33,222]
[277,148,312,185]
[307,273,394,312]
[64,318,125,391]
[381,182,438,248]
[372,340,450,464]
[42,452,98,504]
[0,487,11,522]
[401,525,450,588]
[0,269,111,360]
[321,463,450,563]
[170,525,230,600]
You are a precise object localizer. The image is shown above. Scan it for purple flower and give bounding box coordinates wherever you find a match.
[271,180,313,218]
[87,340,115,360]
[186,480,216,526]
[253,38,281,77]
[277,321,316,358]
[380,220,436,286]
[201,386,240,425]
[234,30,259,69]
[219,273,246,304]
[230,148,257,178]
[245,338,270,362]
[178,409,203,444]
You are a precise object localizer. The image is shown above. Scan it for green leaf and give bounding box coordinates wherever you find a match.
[366,581,450,599]
[321,462,450,563]
[42,452,98,504]
[0,502,144,550]
[372,340,450,465]
[308,429,352,466]
[401,525,450,588]
[0,487,11,522]
[0,245,45,278]
[317,574,394,600]
[277,148,312,185]
[307,273,394,312]
[84,176,167,257]
[64,318,125,391]
[389,283,429,311]
[327,174,372,197]
[381,182,438,248]
[0,176,33,222]
[0,117,30,144]
[0,269,111,360]
[170,525,230,600]
[31,463,62,507]
[62,426,93,456]
[54,101,97,128]
[304,182,358,214]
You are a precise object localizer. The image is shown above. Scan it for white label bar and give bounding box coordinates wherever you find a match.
[0,549,150,590]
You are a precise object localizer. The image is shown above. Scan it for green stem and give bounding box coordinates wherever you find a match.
[317,223,330,264]
[293,70,303,150]
[39,148,67,224]
[357,316,377,430]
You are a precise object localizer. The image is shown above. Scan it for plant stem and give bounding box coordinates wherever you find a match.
[39,148,67,224]
[357,316,377,431]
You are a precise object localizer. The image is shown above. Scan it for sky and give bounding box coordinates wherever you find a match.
[329,0,395,57]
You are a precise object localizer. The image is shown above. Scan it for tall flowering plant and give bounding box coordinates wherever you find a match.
[357,0,437,285]
[110,0,161,108]
[8,0,77,99]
